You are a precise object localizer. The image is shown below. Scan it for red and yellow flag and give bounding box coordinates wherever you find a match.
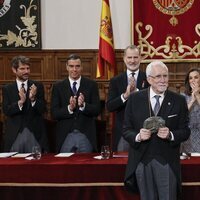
[97,0,116,78]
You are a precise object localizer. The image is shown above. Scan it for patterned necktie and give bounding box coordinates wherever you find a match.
[21,83,26,94]
[154,95,161,115]
[72,81,77,95]
[132,72,136,83]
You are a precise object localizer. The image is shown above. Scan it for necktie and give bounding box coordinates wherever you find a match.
[72,81,77,95]
[154,95,161,115]
[21,83,26,93]
[131,72,136,82]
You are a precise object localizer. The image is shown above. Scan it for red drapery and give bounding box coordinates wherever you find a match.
[0,154,199,200]
[132,0,200,59]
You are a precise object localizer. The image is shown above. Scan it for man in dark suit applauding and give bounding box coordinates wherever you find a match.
[123,60,190,200]
[51,54,100,153]
[106,45,149,152]
[2,55,49,153]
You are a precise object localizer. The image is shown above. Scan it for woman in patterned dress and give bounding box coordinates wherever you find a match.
[182,68,200,153]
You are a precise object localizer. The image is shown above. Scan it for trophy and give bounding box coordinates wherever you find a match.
[143,116,165,133]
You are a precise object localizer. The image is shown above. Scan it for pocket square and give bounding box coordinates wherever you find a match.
[168,114,177,118]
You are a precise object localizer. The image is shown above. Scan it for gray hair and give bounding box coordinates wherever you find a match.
[124,45,141,56]
[146,60,168,77]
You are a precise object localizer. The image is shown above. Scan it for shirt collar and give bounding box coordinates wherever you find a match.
[68,76,81,87]
[126,69,139,78]
[16,79,28,90]
[149,87,165,100]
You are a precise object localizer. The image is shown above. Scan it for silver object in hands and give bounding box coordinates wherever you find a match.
[143,116,165,133]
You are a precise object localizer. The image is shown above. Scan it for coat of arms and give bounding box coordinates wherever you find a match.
[153,0,194,26]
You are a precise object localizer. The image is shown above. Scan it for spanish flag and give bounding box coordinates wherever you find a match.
[96,0,116,78]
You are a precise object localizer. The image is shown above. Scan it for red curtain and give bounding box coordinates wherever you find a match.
[132,0,200,59]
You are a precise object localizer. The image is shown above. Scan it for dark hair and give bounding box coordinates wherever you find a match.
[66,54,81,64]
[11,55,30,70]
[184,68,200,95]
[124,45,141,56]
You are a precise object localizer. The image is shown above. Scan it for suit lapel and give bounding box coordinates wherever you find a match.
[159,91,174,119]
[137,71,143,89]
[61,79,71,98]
[79,77,85,93]
[121,72,128,92]
[11,82,20,102]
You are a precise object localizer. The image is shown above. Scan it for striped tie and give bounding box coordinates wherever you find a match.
[154,95,160,115]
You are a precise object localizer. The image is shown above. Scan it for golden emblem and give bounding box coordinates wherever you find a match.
[152,0,194,26]
[100,16,113,39]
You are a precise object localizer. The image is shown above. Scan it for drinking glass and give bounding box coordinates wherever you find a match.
[101,145,110,159]
[32,146,41,160]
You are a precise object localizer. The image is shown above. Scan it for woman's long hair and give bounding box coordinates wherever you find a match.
[184,68,200,96]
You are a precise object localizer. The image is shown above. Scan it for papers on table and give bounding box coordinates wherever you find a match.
[54,153,74,157]
[94,154,128,160]
[0,152,18,158]
[93,155,103,160]
[12,153,32,158]
[190,152,200,157]
[112,154,128,158]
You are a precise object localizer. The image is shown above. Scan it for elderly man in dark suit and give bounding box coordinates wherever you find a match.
[51,54,100,153]
[2,55,49,153]
[106,45,149,152]
[123,60,190,200]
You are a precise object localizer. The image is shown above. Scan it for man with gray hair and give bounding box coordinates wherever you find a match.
[123,60,190,200]
[106,45,149,152]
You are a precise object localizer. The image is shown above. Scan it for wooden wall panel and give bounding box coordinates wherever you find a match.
[43,55,55,79]
[0,57,5,80]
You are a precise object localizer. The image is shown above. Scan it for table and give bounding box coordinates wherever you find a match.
[0,153,199,200]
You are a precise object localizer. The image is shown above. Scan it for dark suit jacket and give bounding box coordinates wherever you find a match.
[123,88,190,199]
[2,80,49,152]
[51,77,101,152]
[106,71,149,151]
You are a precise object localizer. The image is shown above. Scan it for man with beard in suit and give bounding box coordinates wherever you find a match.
[2,55,49,153]
[106,45,149,152]
[123,60,190,200]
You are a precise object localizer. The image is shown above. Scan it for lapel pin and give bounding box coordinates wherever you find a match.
[168,102,171,106]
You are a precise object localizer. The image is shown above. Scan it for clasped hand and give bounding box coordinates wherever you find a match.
[139,127,170,141]
[69,92,85,111]
[123,77,137,99]
[18,84,37,106]
[29,84,37,102]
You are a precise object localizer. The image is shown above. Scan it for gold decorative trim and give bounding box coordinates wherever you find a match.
[136,22,200,59]
[0,0,38,48]
[0,182,124,187]
[0,181,199,187]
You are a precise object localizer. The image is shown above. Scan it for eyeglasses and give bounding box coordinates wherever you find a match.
[149,74,168,81]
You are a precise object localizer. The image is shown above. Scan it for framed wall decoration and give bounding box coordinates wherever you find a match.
[131,0,200,61]
[0,0,41,50]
